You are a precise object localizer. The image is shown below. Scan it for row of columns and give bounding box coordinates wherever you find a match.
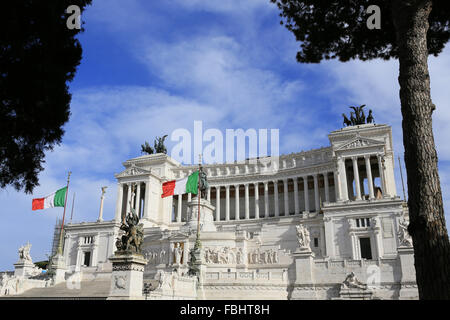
[336,154,386,202]
[114,181,149,221]
[173,173,333,222]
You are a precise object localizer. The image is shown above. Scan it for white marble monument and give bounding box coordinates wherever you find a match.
[3,122,419,300]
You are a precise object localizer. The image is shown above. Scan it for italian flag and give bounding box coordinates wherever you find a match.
[32,187,67,211]
[161,171,198,198]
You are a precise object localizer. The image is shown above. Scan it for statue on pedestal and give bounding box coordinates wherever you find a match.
[296,224,311,250]
[173,243,183,265]
[398,217,413,247]
[115,207,144,254]
[199,166,209,199]
[18,242,32,263]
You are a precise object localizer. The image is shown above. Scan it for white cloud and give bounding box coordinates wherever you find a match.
[2,0,449,271]
[319,47,450,231]
[171,0,273,14]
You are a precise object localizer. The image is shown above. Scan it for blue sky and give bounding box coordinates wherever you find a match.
[1,0,449,270]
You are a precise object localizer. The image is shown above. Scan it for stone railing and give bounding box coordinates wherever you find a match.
[204,270,287,283]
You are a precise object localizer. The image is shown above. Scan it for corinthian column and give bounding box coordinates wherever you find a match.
[337,157,348,201]
[283,178,289,216]
[274,181,279,217]
[377,154,387,196]
[303,176,310,213]
[143,180,151,220]
[313,174,320,212]
[293,177,299,215]
[225,185,230,221]
[264,181,269,218]
[235,184,240,220]
[177,194,182,222]
[323,172,329,203]
[254,182,259,219]
[126,183,132,215]
[135,182,141,216]
[352,157,362,200]
[215,186,221,221]
[244,184,250,219]
[365,155,375,200]
[114,183,123,222]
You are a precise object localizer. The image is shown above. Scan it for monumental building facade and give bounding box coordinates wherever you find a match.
[1,123,418,299]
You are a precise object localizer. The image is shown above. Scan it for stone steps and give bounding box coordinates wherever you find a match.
[2,279,111,299]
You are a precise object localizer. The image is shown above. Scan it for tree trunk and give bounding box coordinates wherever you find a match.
[392,0,450,299]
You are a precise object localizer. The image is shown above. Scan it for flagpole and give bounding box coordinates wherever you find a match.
[57,171,71,255]
[70,192,75,224]
[197,154,202,241]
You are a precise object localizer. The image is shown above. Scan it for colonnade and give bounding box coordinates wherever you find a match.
[174,172,335,222]
[114,181,149,221]
[335,154,387,201]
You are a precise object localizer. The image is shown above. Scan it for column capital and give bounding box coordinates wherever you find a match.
[225,185,230,190]
[364,154,371,160]
[283,178,288,183]
[253,182,259,187]
[263,181,269,186]
[216,185,221,191]
[351,156,358,161]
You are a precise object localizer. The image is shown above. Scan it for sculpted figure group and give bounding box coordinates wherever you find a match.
[18,242,33,263]
[203,247,279,265]
[341,272,368,290]
[398,217,413,247]
[342,105,374,127]
[248,249,279,264]
[296,224,311,250]
[204,247,244,265]
[144,249,167,265]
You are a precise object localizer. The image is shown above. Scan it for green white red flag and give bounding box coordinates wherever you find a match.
[32,187,67,211]
[161,171,198,198]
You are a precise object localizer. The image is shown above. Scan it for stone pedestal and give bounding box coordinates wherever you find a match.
[398,246,418,299]
[108,252,148,300]
[50,253,67,284]
[185,197,216,232]
[291,248,317,300]
[193,247,207,300]
[336,287,374,300]
[14,260,35,278]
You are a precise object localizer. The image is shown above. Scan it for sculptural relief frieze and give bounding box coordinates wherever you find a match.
[248,249,279,264]
[143,248,167,265]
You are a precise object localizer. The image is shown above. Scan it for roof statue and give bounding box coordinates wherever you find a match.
[141,134,168,155]
[342,105,375,127]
